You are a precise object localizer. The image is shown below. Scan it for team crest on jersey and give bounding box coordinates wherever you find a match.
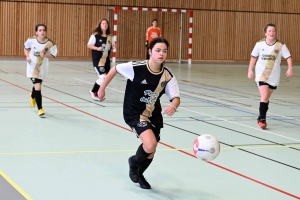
[274,49,279,54]
[161,81,167,87]
[137,121,148,127]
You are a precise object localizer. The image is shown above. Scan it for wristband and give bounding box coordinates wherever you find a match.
[171,106,177,112]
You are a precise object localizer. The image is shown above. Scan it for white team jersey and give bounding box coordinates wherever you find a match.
[251,39,291,86]
[24,36,57,80]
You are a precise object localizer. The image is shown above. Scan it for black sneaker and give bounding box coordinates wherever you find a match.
[128,156,139,183]
[139,175,151,189]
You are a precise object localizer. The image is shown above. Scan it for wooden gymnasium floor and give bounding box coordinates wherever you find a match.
[0,59,299,200]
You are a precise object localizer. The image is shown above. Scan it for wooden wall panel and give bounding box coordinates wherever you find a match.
[1,0,300,62]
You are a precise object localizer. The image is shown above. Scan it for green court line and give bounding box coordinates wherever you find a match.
[0,170,33,200]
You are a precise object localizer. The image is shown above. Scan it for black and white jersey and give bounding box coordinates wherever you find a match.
[87,33,113,68]
[116,60,180,128]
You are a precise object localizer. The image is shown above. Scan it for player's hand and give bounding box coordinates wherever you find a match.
[112,42,116,49]
[97,47,103,51]
[40,51,45,58]
[98,89,106,101]
[286,68,293,78]
[163,106,176,116]
[145,40,148,48]
[26,56,31,63]
[248,70,254,79]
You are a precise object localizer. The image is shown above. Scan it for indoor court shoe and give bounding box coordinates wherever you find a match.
[257,118,267,129]
[139,175,151,189]
[89,90,100,101]
[128,156,139,183]
[38,108,45,116]
[29,94,36,108]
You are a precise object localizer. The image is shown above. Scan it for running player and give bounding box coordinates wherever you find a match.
[145,19,162,59]
[24,24,58,116]
[98,37,180,189]
[87,19,114,101]
[248,23,293,129]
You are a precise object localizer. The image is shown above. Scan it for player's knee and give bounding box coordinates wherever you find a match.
[143,142,157,153]
[96,74,106,85]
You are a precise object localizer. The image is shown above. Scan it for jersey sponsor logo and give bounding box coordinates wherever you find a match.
[141,79,147,84]
[140,90,159,103]
[137,121,148,127]
[261,54,276,61]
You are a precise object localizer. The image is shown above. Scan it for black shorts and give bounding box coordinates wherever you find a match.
[131,121,161,142]
[258,81,277,90]
[30,78,43,84]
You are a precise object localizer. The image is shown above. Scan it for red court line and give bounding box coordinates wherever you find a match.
[1,77,300,199]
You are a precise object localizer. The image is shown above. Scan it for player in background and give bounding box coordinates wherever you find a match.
[145,19,162,59]
[248,23,292,129]
[87,19,115,101]
[24,24,58,116]
[98,37,180,189]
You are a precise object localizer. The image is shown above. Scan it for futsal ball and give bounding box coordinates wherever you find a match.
[193,134,220,161]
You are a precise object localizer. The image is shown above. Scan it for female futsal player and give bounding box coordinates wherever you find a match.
[24,24,58,116]
[98,37,180,189]
[87,19,114,101]
[248,23,292,129]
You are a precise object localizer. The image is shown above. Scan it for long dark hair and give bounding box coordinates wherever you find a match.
[92,19,111,35]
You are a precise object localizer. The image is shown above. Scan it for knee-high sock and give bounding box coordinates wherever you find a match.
[91,82,100,93]
[259,102,268,120]
[138,158,153,177]
[135,144,151,164]
[35,90,42,110]
[31,87,36,98]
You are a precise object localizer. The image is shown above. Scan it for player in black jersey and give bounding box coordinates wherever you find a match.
[87,19,114,101]
[98,37,180,189]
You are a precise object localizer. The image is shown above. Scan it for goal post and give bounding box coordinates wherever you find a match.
[108,6,193,64]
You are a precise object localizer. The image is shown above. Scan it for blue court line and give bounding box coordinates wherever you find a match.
[181,94,300,127]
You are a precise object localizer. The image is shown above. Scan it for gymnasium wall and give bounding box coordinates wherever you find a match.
[1,0,300,62]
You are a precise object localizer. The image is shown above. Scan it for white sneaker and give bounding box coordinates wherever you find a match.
[89,90,100,101]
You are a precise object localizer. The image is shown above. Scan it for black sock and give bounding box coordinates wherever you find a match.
[139,158,153,177]
[135,144,151,164]
[35,90,42,110]
[259,102,268,120]
[31,87,36,98]
[92,82,100,93]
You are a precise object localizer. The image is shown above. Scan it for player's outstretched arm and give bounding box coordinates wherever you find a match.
[98,66,117,101]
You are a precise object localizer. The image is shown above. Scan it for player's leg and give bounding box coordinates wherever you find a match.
[90,66,106,101]
[258,83,272,128]
[29,81,36,108]
[129,122,157,189]
[31,78,44,116]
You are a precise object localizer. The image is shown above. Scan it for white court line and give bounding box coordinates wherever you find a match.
[180,91,300,122]
[74,78,300,143]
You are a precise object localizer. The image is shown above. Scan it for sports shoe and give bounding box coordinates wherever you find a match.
[29,94,36,108]
[89,90,100,101]
[139,175,151,189]
[257,118,267,129]
[128,156,139,183]
[38,108,45,116]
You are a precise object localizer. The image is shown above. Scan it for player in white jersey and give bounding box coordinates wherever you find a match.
[87,19,114,101]
[98,38,180,189]
[248,23,292,129]
[24,24,58,116]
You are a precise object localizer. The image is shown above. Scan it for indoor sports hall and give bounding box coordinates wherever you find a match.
[1,1,300,200]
